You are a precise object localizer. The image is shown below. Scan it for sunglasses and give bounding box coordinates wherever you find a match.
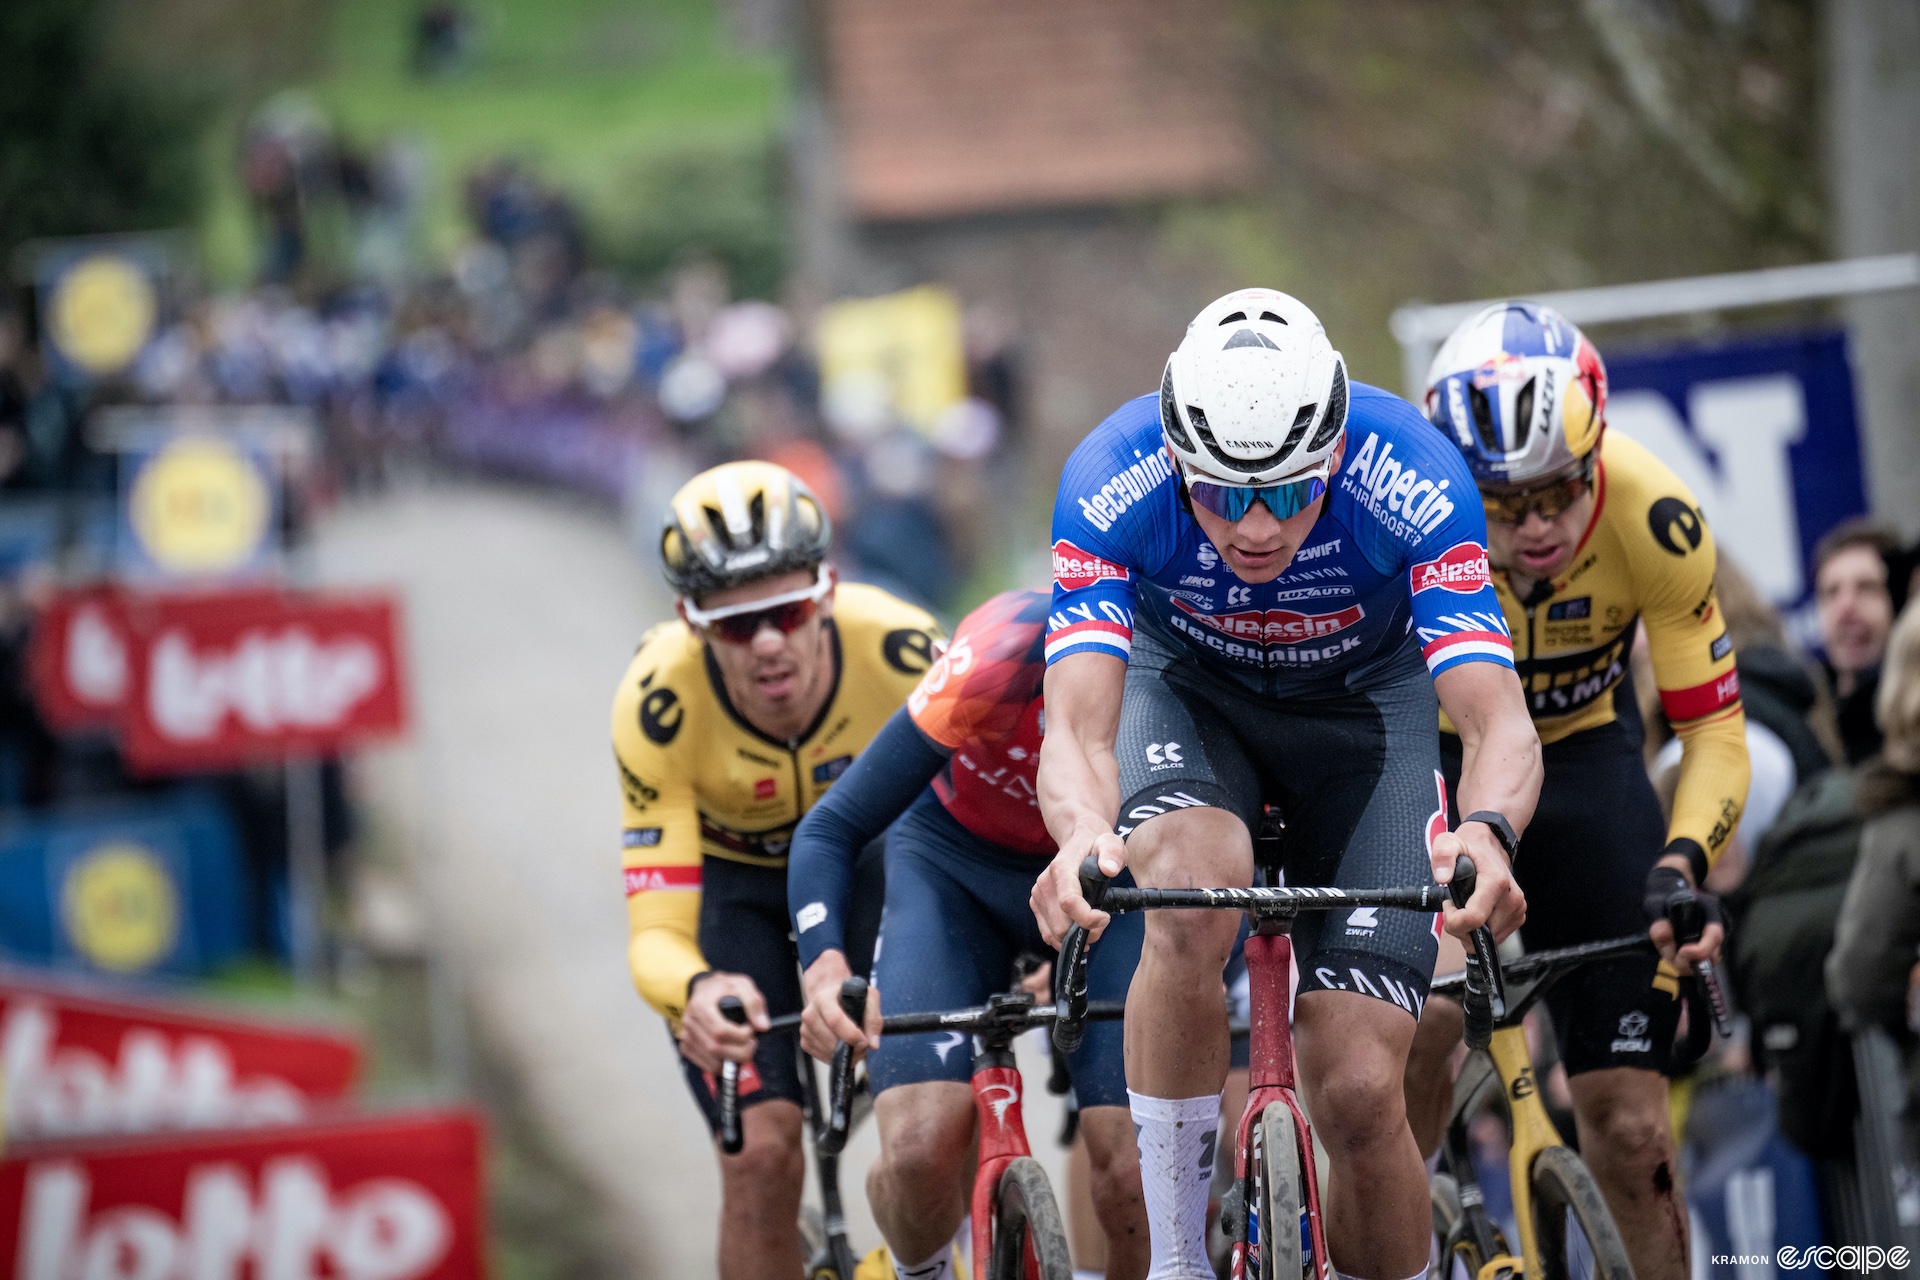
[682,568,833,644]
[1184,472,1328,522]
[1482,470,1592,525]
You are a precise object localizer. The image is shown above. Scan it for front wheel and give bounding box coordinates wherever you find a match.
[987,1156,1073,1280]
[1530,1145,1634,1280]
[1256,1106,1307,1280]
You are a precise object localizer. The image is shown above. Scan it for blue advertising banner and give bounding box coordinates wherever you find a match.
[0,792,247,979]
[1605,330,1870,609]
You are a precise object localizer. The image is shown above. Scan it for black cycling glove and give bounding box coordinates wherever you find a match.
[1640,863,1723,939]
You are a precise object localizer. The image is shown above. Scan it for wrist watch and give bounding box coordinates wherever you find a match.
[1461,810,1519,862]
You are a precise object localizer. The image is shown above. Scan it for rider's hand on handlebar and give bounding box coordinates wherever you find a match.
[680,972,767,1074]
[1431,825,1526,942]
[800,951,882,1063]
[1031,826,1124,948]
[1643,860,1726,973]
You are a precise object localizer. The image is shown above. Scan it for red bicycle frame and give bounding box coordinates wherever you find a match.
[968,1043,1041,1278]
[1231,928,1334,1280]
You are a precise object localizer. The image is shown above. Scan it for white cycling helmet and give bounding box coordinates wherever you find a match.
[1159,288,1350,485]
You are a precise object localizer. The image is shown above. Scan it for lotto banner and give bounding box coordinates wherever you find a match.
[0,1109,486,1280]
[27,587,132,733]
[0,975,361,1143]
[117,590,411,774]
[1605,329,1869,607]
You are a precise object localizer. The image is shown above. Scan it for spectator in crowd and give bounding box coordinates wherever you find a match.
[1827,598,1920,1041]
[1815,520,1901,765]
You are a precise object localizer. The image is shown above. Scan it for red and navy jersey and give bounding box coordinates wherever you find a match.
[1046,382,1515,696]
[907,590,1052,855]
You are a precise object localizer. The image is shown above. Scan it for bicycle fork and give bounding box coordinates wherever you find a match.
[1489,1025,1563,1277]
[1230,928,1332,1280]
[969,1039,1036,1276]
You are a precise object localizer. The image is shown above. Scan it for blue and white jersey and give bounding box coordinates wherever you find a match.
[1046,381,1515,696]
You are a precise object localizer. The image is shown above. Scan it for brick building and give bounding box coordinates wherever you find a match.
[789,0,1257,479]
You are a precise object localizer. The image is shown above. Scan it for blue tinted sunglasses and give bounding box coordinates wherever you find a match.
[1185,474,1328,522]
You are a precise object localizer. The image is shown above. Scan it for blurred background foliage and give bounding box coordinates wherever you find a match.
[4,0,1828,366]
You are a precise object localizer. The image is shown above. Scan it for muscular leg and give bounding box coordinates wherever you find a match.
[717,1100,806,1280]
[1403,996,1465,1159]
[867,1081,977,1266]
[1568,1068,1688,1280]
[1080,1105,1149,1280]
[1124,807,1252,1097]
[1295,991,1427,1280]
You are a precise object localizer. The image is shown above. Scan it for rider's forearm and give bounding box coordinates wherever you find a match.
[1039,722,1121,849]
[1664,704,1750,875]
[1454,711,1542,839]
[788,708,948,969]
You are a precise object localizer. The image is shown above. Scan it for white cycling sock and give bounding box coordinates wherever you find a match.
[1336,1268,1430,1280]
[1129,1089,1221,1280]
[894,1242,954,1279]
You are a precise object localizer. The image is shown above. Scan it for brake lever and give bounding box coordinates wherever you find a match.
[1051,855,1110,1054]
[1448,854,1505,1049]
[1666,889,1733,1038]
[818,976,868,1155]
[716,996,749,1156]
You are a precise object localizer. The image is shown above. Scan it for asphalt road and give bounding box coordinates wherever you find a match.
[313,478,1072,1276]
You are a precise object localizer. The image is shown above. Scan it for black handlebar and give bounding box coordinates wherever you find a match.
[818,977,869,1155]
[716,996,750,1155]
[1664,890,1734,1038]
[1447,856,1505,1049]
[1049,853,1504,1054]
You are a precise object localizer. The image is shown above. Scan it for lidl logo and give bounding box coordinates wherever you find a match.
[61,842,179,973]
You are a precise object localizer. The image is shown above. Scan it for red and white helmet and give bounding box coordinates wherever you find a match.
[1160,289,1349,485]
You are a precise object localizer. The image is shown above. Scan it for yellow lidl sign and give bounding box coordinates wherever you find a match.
[48,253,157,377]
[128,437,273,576]
[817,285,966,435]
[62,842,179,973]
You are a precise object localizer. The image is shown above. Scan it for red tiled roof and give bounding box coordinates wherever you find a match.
[826,0,1256,220]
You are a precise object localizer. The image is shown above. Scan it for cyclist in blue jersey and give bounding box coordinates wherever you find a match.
[1030,289,1542,1280]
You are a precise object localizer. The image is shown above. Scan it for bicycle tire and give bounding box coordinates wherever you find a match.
[1257,1106,1305,1280]
[988,1156,1073,1280]
[1530,1145,1633,1280]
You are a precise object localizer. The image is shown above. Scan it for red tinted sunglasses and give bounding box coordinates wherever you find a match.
[704,597,821,644]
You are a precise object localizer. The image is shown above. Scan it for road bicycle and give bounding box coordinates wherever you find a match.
[1423,895,1723,1280]
[1054,852,1501,1280]
[812,977,1128,1280]
[721,983,1125,1279]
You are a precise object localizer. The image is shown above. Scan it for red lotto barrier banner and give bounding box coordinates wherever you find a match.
[29,587,411,774]
[0,977,361,1143]
[0,1109,485,1280]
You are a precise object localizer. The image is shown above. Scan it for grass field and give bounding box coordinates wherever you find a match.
[198,0,785,283]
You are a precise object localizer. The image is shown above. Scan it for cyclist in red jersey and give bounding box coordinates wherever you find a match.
[790,590,1149,1280]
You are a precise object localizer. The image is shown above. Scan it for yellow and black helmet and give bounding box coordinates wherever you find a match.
[660,461,833,600]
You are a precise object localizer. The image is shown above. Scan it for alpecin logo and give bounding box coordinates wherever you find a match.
[1171,598,1365,645]
[1340,432,1456,540]
[1411,542,1492,595]
[1052,541,1130,592]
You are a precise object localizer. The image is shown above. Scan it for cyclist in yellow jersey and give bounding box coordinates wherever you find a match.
[1405,302,1749,1280]
[613,461,941,1280]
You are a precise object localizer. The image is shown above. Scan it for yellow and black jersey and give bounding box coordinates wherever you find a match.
[613,583,942,1019]
[1451,432,1751,867]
